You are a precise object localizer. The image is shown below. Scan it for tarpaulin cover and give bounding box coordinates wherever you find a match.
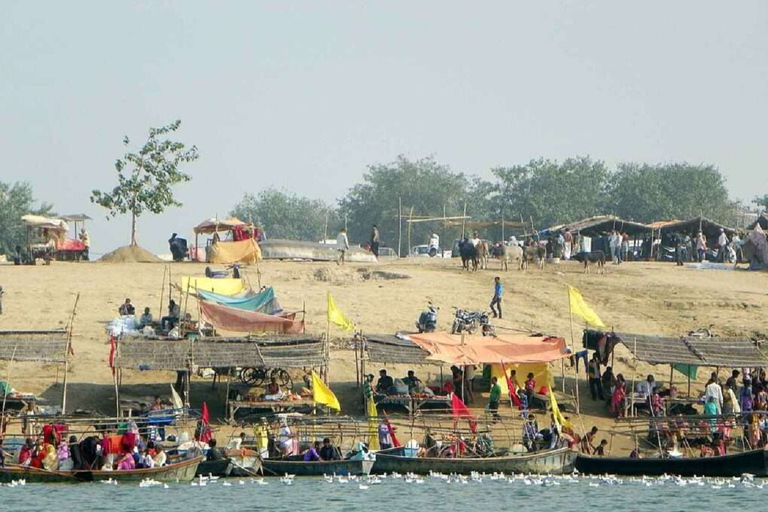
[194,217,250,235]
[407,332,569,366]
[56,238,85,251]
[209,239,262,264]
[180,277,247,296]
[196,287,282,314]
[200,300,303,334]
[21,214,69,232]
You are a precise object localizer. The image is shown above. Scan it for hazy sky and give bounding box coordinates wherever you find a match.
[2,1,766,254]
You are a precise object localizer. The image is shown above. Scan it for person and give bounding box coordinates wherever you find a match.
[563,228,573,260]
[650,388,664,416]
[580,426,598,454]
[725,370,740,391]
[629,447,641,459]
[601,366,615,400]
[464,365,476,403]
[278,419,294,456]
[118,298,135,316]
[40,444,58,470]
[490,276,503,319]
[370,225,380,259]
[303,441,322,461]
[255,418,270,459]
[621,232,630,262]
[79,228,90,260]
[116,450,135,470]
[595,439,608,457]
[704,396,719,433]
[587,353,604,401]
[471,231,482,247]
[138,307,153,328]
[378,422,393,450]
[696,232,707,262]
[717,228,729,263]
[488,376,502,422]
[161,300,180,331]
[206,439,224,461]
[376,369,394,394]
[153,446,167,467]
[319,437,338,461]
[638,375,656,399]
[18,438,33,466]
[524,373,536,407]
[150,396,164,411]
[228,432,247,451]
[139,447,156,469]
[336,228,350,265]
[57,436,73,470]
[704,373,724,415]
[402,370,421,392]
[266,376,281,396]
[723,382,741,415]
[363,374,375,401]
[522,414,541,452]
[611,374,627,418]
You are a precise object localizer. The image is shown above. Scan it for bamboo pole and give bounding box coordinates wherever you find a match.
[159,265,167,319]
[407,206,414,256]
[61,292,80,414]
[113,338,121,417]
[461,202,467,239]
[398,197,402,258]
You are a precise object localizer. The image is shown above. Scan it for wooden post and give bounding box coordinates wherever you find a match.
[461,202,467,239]
[159,265,167,320]
[398,198,402,258]
[324,211,329,242]
[407,206,414,256]
[113,337,121,417]
[61,292,80,414]
[225,368,231,421]
[567,286,577,400]
[501,214,505,242]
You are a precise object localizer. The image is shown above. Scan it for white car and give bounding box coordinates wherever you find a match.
[410,245,441,258]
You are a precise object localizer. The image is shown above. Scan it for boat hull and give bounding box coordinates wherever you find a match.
[372,447,574,475]
[196,458,234,477]
[261,458,374,476]
[0,465,80,484]
[72,456,204,483]
[574,449,768,477]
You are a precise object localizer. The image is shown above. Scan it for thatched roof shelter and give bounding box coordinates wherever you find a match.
[0,330,70,363]
[656,216,736,239]
[543,215,651,237]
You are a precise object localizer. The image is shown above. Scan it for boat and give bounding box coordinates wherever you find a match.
[0,464,80,484]
[261,457,374,476]
[371,446,574,475]
[70,455,204,483]
[574,448,768,477]
[196,457,235,477]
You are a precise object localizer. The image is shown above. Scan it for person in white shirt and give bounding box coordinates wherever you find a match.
[637,375,656,399]
[471,232,481,247]
[717,229,729,263]
[704,373,724,415]
[336,229,350,265]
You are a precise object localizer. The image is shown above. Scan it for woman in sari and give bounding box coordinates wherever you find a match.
[116,451,135,470]
[610,374,627,418]
[740,379,754,413]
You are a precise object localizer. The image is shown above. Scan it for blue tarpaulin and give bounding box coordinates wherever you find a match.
[196,286,282,314]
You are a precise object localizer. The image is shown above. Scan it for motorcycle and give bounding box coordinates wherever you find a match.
[416,303,439,333]
[452,308,496,336]
[479,312,496,337]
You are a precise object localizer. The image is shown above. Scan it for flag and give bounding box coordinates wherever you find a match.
[567,285,606,328]
[500,361,522,408]
[366,397,380,450]
[547,375,572,431]
[198,402,213,443]
[382,411,401,448]
[451,394,478,433]
[311,370,341,411]
[327,291,355,332]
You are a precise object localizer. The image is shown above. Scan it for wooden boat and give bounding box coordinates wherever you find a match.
[574,448,768,477]
[372,446,574,475]
[0,464,80,484]
[261,457,374,476]
[71,455,204,483]
[196,457,235,477]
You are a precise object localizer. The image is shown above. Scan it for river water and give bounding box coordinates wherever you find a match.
[2,473,766,512]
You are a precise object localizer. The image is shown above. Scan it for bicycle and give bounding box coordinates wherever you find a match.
[239,367,293,390]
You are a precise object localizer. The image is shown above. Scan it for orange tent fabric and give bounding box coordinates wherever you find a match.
[200,301,303,334]
[406,332,568,365]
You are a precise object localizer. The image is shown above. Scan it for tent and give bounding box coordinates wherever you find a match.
[193,217,262,264]
[193,217,252,234]
[542,215,651,238]
[179,276,247,296]
[656,216,736,239]
[196,286,282,314]
[199,300,304,334]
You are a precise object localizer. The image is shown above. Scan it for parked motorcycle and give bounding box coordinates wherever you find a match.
[452,308,496,336]
[416,303,439,333]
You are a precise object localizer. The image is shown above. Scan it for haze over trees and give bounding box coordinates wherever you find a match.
[91,120,198,246]
[0,181,53,255]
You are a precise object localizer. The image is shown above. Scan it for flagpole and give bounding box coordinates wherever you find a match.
[567,286,580,413]
[326,293,331,385]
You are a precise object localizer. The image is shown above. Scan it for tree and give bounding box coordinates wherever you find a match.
[91,120,198,246]
[0,181,53,255]
[609,162,739,225]
[754,194,768,213]
[338,156,473,253]
[491,156,612,229]
[230,188,339,241]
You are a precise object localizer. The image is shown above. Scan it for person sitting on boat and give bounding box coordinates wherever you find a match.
[278,418,294,456]
[629,447,641,458]
[139,447,156,469]
[116,450,135,470]
[18,438,33,466]
[522,414,542,452]
[228,432,247,451]
[376,369,394,394]
[319,437,339,461]
[57,436,74,471]
[41,444,58,470]
[153,446,167,467]
[206,439,224,462]
[303,441,322,461]
[378,422,393,450]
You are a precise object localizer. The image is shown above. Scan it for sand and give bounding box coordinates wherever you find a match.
[0,257,767,450]
[100,245,162,263]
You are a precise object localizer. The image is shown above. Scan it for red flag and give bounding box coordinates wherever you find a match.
[199,402,213,443]
[382,410,401,448]
[108,335,116,375]
[451,394,477,433]
[500,361,522,408]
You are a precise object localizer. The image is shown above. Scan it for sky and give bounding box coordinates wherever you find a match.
[2,1,766,255]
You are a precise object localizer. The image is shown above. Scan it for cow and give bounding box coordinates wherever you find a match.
[572,250,606,274]
[522,245,546,270]
[477,241,490,270]
[493,243,523,271]
[459,239,478,271]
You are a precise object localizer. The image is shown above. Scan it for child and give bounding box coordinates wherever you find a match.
[524,373,536,408]
[595,439,608,457]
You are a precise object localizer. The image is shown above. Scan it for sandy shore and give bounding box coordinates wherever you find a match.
[1,256,767,451]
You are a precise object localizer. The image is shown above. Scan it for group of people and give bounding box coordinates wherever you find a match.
[673,228,741,265]
[117,297,183,332]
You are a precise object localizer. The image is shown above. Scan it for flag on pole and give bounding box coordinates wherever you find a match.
[547,375,572,431]
[450,394,478,433]
[567,285,606,327]
[382,410,401,448]
[198,402,213,443]
[327,291,356,332]
[311,370,341,411]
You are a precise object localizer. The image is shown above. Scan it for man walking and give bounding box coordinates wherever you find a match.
[370,225,380,259]
[717,228,729,263]
[563,228,573,260]
[588,352,605,400]
[336,228,350,265]
[490,277,503,319]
